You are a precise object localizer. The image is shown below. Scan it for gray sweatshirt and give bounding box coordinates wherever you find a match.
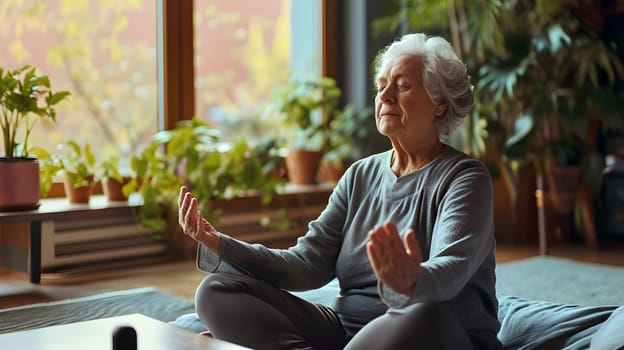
[197,145,500,342]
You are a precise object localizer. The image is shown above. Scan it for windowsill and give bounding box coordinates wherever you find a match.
[0,183,335,223]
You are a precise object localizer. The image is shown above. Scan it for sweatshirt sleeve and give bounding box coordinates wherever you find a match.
[196,171,352,291]
[196,236,249,275]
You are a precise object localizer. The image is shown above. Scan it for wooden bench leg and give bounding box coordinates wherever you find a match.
[29,221,41,284]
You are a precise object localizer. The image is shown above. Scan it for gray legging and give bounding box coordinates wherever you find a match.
[195,273,476,350]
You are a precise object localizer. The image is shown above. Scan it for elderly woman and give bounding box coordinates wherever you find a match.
[178,33,502,349]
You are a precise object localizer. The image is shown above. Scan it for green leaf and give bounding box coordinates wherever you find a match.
[29,147,52,160]
[48,90,71,105]
[547,25,570,54]
[505,114,534,149]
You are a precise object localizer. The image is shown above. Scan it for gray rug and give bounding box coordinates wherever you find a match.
[2,257,622,335]
[496,256,624,306]
[0,287,195,334]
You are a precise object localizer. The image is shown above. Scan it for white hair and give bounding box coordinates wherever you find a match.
[375,33,474,136]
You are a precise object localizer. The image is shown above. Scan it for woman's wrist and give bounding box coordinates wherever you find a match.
[199,231,221,253]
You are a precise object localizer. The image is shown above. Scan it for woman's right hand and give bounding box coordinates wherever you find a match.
[178,186,220,252]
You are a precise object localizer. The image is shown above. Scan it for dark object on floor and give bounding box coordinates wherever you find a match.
[113,326,137,350]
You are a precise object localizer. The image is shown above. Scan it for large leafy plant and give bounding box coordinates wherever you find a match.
[266,76,342,152]
[0,65,70,158]
[476,1,624,191]
[374,0,624,204]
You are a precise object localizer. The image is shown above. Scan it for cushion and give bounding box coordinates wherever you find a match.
[497,295,618,349]
[590,306,624,350]
[170,312,207,333]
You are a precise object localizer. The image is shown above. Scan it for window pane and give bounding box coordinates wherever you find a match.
[194,0,316,145]
[0,0,158,171]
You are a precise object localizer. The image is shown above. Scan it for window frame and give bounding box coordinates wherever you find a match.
[161,0,336,128]
[159,0,194,130]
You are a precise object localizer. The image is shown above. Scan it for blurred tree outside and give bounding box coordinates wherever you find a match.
[0,0,158,172]
[193,0,292,146]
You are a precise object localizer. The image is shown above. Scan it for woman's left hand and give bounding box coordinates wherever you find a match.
[367,221,422,296]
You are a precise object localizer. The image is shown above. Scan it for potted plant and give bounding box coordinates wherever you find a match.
[476,1,624,246]
[319,105,373,183]
[0,65,70,210]
[266,75,342,185]
[37,141,97,204]
[476,2,624,218]
[126,119,285,258]
[98,154,133,202]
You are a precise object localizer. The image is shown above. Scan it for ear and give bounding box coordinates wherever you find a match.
[434,103,447,117]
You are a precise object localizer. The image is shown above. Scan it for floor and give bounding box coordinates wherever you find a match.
[1,242,623,310]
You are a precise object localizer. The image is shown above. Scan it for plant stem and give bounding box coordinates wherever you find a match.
[1,105,9,156]
[448,0,462,59]
[23,114,36,158]
[8,110,19,157]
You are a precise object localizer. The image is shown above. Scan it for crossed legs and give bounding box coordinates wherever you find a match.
[196,273,475,350]
[346,302,475,349]
[195,273,346,350]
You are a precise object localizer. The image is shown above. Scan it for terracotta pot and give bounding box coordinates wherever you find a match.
[63,174,95,204]
[318,160,345,184]
[0,158,41,211]
[284,149,323,185]
[103,177,131,202]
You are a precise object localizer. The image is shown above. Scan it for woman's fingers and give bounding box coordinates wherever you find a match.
[179,189,192,216]
[366,239,380,270]
[178,187,191,228]
[187,197,200,237]
[178,186,200,238]
[175,186,221,252]
[368,223,397,272]
[178,186,188,208]
[382,222,406,259]
[369,222,407,266]
[404,229,422,262]
[367,222,421,295]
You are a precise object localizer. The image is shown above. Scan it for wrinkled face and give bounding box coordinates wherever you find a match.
[374,54,442,141]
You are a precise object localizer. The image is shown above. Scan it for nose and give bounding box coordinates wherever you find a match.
[377,85,396,104]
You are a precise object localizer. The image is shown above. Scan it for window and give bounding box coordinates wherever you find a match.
[193,0,321,145]
[0,0,158,170]
[1,0,323,177]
